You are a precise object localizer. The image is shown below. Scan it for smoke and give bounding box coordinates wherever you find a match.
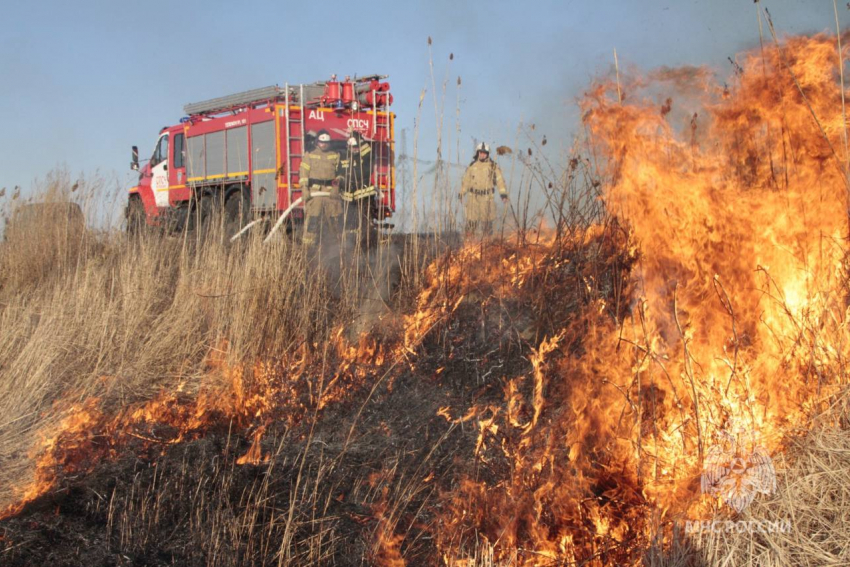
[306,213,403,341]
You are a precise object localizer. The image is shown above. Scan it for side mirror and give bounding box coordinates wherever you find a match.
[131,146,139,171]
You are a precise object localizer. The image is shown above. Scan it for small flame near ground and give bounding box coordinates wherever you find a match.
[0,334,385,520]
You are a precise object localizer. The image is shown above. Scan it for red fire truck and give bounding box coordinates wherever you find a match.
[127,75,395,239]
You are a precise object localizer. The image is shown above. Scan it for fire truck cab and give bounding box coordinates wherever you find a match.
[127,75,395,239]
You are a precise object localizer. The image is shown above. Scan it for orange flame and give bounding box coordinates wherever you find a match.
[236,426,269,466]
[435,32,850,564]
[1,335,383,519]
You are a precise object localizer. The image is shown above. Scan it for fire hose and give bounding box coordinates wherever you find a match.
[229,218,263,242]
[263,196,303,243]
[261,191,332,244]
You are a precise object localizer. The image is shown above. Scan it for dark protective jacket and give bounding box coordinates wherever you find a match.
[341,142,374,200]
[299,147,341,187]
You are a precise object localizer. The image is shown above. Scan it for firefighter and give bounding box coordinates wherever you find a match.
[460,142,507,236]
[304,130,318,153]
[340,132,375,243]
[299,130,342,247]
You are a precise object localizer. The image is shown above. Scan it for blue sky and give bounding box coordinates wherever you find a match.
[0,0,845,208]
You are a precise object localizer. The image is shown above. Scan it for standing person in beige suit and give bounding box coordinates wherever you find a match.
[460,142,507,236]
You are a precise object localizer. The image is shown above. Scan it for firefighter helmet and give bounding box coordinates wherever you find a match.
[476,142,490,154]
[317,130,331,143]
[347,136,358,147]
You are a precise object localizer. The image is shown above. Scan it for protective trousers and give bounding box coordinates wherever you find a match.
[342,197,374,249]
[463,192,496,236]
[303,185,343,247]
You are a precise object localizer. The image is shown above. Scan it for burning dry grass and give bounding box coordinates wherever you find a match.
[0,189,625,564]
[0,182,407,520]
[3,29,850,567]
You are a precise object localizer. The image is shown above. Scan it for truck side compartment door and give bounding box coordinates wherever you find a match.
[251,120,276,209]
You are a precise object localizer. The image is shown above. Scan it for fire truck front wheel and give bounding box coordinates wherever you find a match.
[188,192,214,236]
[126,197,147,236]
[224,189,250,241]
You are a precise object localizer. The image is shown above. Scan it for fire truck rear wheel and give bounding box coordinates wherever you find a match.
[224,189,250,241]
